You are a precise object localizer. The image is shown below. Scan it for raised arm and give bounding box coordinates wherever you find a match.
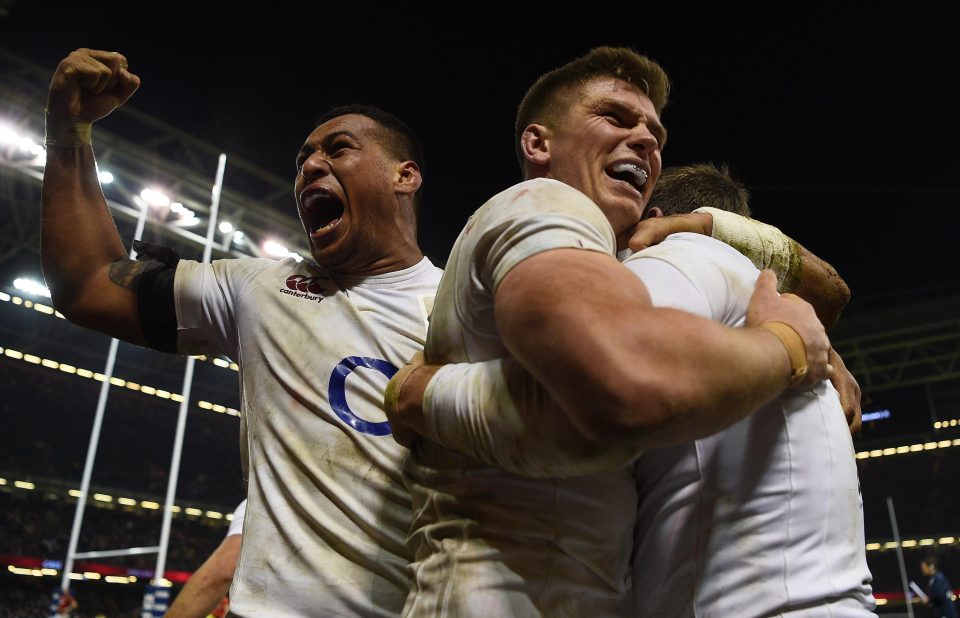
[41,48,153,345]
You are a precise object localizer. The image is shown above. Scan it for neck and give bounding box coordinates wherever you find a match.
[321,239,424,278]
[358,246,425,276]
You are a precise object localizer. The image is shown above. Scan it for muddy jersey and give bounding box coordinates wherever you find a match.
[404,178,637,617]
[176,255,441,617]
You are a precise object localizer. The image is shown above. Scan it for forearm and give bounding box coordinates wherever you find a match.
[696,206,850,327]
[524,306,792,448]
[41,146,129,311]
[603,308,793,446]
[164,535,238,618]
[165,572,230,618]
[789,245,849,329]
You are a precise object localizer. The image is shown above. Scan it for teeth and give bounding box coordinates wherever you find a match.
[314,220,339,234]
[611,162,648,187]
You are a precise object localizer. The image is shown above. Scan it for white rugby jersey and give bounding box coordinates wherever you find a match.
[622,233,875,617]
[403,178,638,617]
[175,255,441,617]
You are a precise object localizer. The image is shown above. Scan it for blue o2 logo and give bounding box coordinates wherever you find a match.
[328,356,398,436]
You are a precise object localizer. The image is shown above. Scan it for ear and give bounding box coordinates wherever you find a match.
[642,206,664,220]
[394,160,422,197]
[520,124,551,168]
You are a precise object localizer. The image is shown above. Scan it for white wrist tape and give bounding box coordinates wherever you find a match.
[694,206,802,291]
[423,359,640,477]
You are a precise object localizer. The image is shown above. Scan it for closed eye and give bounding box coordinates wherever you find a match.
[603,111,625,126]
[328,139,353,156]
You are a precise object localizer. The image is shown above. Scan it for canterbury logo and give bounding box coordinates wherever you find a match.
[281,275,331,303]
[286,275,326,294]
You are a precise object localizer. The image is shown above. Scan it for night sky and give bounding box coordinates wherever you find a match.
[3,3,957,316]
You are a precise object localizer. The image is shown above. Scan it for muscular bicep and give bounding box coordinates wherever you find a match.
[493,248,656,442]
[62,256,177,352]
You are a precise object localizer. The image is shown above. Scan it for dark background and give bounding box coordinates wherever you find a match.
[2,2,957,314]
[0,4,958,611]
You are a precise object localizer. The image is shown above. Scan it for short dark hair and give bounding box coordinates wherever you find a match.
[514,47,670,173]
[648,163,751,217]
[315,104,425,210]
[922,555,939,569]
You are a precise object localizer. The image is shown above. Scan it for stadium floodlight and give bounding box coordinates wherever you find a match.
[168,202,200,226]
[263,240,289,258]
[0,124,18,145]
[140,188,171,208]
[233,230,245,243]
[218,221,234,234]
[13,278,51,298]
[98,170,114,184]
[18,136,44,157]
[289,253,304,263]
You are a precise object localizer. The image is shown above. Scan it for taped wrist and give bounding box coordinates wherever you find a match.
[759,321,808,387]
[384,364,419,422]
[422,361,524,466]
[423,359,639,476]
[695,206,803,292]
[45,111,92,147]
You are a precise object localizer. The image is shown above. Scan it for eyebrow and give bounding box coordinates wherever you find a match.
[599,99,668,148]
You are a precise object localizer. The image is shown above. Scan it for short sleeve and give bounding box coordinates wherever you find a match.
[472,179,616,292]
[174,257,264,357]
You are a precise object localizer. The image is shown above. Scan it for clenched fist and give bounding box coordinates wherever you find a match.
[47,48,140,125]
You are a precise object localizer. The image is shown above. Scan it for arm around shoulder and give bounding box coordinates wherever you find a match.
[494,251,823,450]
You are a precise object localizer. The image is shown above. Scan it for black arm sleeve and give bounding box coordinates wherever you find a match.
[132,240,180,354]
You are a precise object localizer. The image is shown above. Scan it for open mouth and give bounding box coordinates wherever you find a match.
[606,162,649,194]
[301,190,345,236]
